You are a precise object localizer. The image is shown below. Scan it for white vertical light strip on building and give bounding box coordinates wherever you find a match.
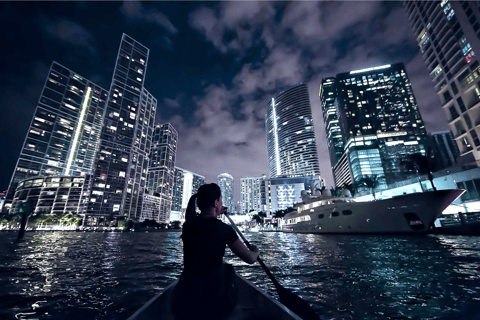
[272,98,281,176]
[182,172,193,209]
[65,86,92,175]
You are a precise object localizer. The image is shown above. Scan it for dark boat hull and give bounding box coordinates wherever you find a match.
[127,273,302,320]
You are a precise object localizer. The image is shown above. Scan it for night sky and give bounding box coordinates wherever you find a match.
[0,1,449,202]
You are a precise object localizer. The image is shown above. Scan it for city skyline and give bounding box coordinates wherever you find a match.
[1,2,450,203]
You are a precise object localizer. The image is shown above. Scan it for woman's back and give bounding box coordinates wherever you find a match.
[182,216,238,272]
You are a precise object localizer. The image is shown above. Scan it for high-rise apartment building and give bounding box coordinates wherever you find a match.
[87,34,156,223]
[144,123,178,222]
[5,62,108,211]
[266,83,321,179]
[320,78,344,172]
[320,63,428,189]
[429,130,460,169]
[240,175,269,214]
[217,173,234,213]
[171,167,205,220]
[404,1,480,164]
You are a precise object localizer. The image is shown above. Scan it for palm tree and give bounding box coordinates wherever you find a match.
[343,182,356,197]
[405,152,437,192]
[357,175,384,200]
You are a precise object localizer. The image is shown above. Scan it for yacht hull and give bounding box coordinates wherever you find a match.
[282,189,464,234]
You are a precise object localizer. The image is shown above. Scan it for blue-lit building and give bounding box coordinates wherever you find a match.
[321,63,429,190]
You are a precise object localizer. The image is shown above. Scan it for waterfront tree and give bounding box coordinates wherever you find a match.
[404,152,437,192]
[357,175,384,200]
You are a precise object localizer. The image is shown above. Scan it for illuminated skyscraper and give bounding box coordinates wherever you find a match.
[217,173,234,213]
[171,167,204,220]
[5,62,108,210]
[144,123,178,222]
[321,63,428,189]
[404,1,480,165]
[266,83,321,179]
[320,77,344,181]
[87,34,156,224]
[240,174,269,214]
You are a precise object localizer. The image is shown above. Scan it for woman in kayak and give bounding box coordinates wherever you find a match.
[172,183,260,320]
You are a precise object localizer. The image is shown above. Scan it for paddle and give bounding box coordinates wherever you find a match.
[225,214,320,320]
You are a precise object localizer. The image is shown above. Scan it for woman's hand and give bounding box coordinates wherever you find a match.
[219,206,228,215]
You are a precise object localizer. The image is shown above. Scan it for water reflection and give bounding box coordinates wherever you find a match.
[0,232,480,320]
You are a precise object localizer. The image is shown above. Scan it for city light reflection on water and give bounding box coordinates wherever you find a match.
[0,232,479,319]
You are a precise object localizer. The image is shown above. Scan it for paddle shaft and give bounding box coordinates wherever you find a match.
[224,214,282,289]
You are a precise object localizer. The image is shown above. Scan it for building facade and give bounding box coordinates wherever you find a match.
[320,77,345,174]
[266,83,321,179]
[87,34,156,222]
[171,167,205,220]
[429,131,460,170]
[143,123,178,223]
[404,1,480,164]
[321,63,429,189]
[5,62,108,210]
[240,175,269,214]
[269,176,318,212]
[10,176,91,217]
[217,173,234,213]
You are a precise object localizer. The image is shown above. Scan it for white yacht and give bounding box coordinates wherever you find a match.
[282,189,464,234]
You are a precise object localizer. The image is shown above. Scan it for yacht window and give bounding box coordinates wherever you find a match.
[318,214,324,219]
[343,210,353,215]
[331,212,339,217]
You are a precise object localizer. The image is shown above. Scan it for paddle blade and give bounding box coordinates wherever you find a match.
[277,285,319,320]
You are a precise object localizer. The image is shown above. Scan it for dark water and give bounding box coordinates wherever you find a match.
[1,232,480,320]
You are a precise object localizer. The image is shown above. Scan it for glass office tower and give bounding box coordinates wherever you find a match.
[404,1,480,165]
[240,175,269,214]
[320,77,344,180]
[144,123,178,222]
[321,63,428,189]
[266,83,321,179]
[217,173,234,213]
[5,62,108,210]
[87,34,156,223]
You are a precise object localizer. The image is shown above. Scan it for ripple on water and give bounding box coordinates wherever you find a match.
[1,232,480,319]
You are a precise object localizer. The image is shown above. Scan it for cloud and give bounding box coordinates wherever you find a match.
[163,84,267,193]
[40,16,97,54]
[120,1,178,34]
[189,2,276,54]
[180,1,444,196]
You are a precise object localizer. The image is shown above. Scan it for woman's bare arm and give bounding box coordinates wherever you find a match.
[228,239,259,264]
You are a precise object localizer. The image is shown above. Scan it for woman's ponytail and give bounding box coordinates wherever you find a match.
[185,193,198,222]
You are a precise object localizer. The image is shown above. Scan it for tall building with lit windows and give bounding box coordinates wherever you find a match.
[143,123,178,222]
[240,175,269,214]
[171,167,204,221]
[4,61,108,210]
[217,173,234,213]
[321,63,428,189]
[266,83,321,179]
[320,77,344,182]
[87,34,156,224]
[404,1,480,165]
